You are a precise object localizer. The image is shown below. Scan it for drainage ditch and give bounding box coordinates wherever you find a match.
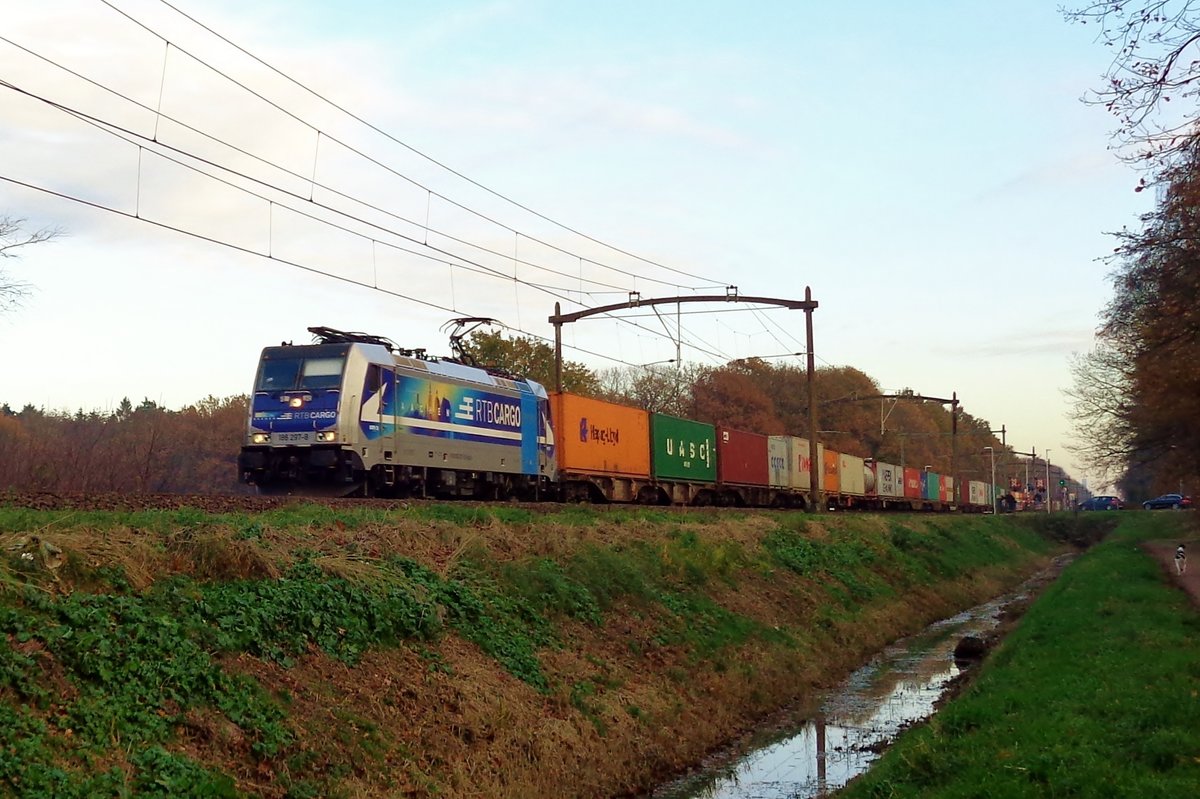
[648,559,1067,799]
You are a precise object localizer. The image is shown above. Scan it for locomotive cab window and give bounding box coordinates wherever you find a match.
[257,357,303,391]
[300,357,344,390]
[256,356,345,391]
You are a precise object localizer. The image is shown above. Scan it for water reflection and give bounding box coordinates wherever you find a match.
[652,595,1017,799]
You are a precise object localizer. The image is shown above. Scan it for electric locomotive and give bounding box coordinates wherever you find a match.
[238,327,555,498]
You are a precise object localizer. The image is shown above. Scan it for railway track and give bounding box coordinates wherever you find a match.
[0,490,725,515]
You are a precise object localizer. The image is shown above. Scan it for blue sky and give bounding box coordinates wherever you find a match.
[0,0,1152,483]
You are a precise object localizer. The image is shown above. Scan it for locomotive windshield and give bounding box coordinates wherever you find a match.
[256,355,345,391]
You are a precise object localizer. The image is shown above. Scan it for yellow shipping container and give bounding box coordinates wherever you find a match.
[822,449,841,493]
[551,392,651,478]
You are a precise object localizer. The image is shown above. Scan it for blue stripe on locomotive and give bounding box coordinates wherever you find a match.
[520,391,538,474]
[250,394,339,432]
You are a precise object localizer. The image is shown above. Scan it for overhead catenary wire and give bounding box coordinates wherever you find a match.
[0,4,770,366]
[95,0,728,294]
[0,21,745,364]
[0,85,740,365]
[753,306,837,365]
[139,0,731,289]
[0,34,639,297]
[0,71,739,364]
[0,169,648,369]
[751,307,797,354]
[0,74,558,293]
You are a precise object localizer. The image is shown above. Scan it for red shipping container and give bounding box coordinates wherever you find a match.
[716,427,769,486]
[903,467,923,499]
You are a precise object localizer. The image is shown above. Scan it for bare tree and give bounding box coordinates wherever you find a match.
[1,215,60,311]
[1065,1,1200,166]
[1063,342,1136,482]
[595,363,697,417]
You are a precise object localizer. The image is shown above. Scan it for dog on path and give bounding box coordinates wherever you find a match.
[1176,544,1187,575]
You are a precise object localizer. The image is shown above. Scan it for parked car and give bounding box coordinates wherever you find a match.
[1142,493,1193,510]
[1078,495,1123,511]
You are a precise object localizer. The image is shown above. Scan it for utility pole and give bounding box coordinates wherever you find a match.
[1010,447,1037,510]
[990,425,1006,447]
[983,446,996,514]
[805,287,820,513]
[824,390,959,490]
[1045,450,1052,514]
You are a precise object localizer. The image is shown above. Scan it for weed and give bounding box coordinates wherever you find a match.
[501,557,602,625]
[655,591,764,659]
[570,680,608,735]
[131,747,240,798]
[234,521,265,541]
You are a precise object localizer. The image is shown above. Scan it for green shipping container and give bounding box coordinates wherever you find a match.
[651,413,717,482]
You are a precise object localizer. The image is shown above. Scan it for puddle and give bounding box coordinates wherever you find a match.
[647,565,1058,799]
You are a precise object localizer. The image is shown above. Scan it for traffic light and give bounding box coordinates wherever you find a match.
[1058,478,1067,487]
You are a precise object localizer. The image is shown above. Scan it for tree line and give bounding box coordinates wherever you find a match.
[0,396,249,494]
[468,331,1007,482]
[0,332,1006,495]
[1064,1,1200,499]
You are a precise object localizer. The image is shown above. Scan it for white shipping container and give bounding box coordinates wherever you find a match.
[788,437,822,491]
[768,436,790,488]
[968,480,987,506]
[875,461,903,497]
[839,453,866,495]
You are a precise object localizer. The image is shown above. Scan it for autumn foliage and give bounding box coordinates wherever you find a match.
[1068,137,1200,498]
[596,352,1003,479]
[0,395,249,494]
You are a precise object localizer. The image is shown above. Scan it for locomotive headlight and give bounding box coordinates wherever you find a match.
[316,431,337,442]
[288,397,304,408]
[251,433,270,444]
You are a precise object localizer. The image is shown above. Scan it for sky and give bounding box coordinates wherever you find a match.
[0,0,1153,485]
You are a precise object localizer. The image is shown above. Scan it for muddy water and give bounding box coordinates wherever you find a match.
[649,572,1050,799]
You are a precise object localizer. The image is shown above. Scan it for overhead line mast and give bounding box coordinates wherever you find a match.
[550,286,824,511]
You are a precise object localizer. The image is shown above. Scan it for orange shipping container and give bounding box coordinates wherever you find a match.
[551,392,651,478]
[822,449,841,493]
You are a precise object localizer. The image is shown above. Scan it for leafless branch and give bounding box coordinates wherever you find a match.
[0,215,62,312]
[1065,1,1200,165]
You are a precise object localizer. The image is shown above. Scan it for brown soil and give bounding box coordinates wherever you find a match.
[0,489,723,516]
[1142,537,1200,607]
[0,494,1067,798]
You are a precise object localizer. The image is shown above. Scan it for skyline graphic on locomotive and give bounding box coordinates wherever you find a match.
[238,329,555,498]
[239,328,998,510]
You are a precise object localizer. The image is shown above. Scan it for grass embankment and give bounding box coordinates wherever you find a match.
[841,511,1200,798]
[0,504,1111,798]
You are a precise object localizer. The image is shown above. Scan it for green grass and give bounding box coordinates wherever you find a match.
[0,505,1097,797]
[0,502,742,537]
[840,512,1200,798]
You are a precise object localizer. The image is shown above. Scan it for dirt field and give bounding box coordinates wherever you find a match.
[1143,537,1200,606]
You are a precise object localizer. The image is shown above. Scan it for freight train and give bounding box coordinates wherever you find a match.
[238,328,997,511]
